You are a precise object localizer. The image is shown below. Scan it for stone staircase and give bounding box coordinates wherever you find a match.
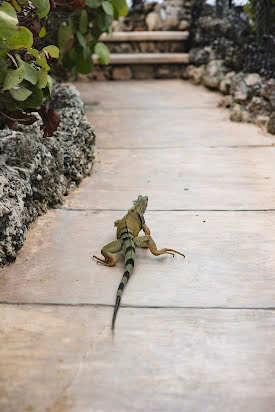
[91,31,190,80]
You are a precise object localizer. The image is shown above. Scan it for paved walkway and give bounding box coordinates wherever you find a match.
[0,80,275,412]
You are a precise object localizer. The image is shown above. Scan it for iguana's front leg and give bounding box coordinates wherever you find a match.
[93,239,122,267]
[135,235,185,257]
[142,223,151,235]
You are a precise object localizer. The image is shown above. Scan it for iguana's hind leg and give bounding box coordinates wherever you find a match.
[93,239,123,267]
[135,235,185,258]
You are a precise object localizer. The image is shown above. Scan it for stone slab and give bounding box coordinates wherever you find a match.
[0,305,274,412]
[100,31,189,42]
[0,210,274,308]
[87,109,274,148]
[77,79,275,147]
[63,147,275,210]
[93,53,190,64]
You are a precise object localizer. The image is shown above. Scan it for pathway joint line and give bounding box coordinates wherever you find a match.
[0,301,274,310]
[58,207,275,212]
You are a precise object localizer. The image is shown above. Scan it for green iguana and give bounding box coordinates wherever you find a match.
[93,195,185,329]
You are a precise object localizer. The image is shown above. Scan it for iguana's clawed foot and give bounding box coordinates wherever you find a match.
[165,249,185,258]
[92,255,114,267]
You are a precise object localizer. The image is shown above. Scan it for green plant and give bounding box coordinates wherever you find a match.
[0,1,60,136]
[55,0,128,75]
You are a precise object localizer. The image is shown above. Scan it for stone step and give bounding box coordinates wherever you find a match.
[100,31,189,42]
[93,52,190,65]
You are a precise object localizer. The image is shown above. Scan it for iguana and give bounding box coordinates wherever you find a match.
[93,195,185,329]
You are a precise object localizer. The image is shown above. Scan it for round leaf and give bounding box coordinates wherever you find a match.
[94,42,110,65]
[37,68,47,88]
[3,66,25,90]
[102,1,113,16]
[5,27,33,50]
[43,45,59,58]
[39,26,46,37]
[31,0,50,19]
[10,86,32,101]
[58,24,73,54]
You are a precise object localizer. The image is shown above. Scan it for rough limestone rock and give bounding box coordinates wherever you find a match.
[202,60,228,89]
[179,20,189,31]
[184,64,205,84]
[112,66,132,80]
[267,113,275,135]
[145,12,161,31]
[0,83,95,266]
[162,15,180,31]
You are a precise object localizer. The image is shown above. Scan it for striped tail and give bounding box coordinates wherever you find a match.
[112,236,136,329]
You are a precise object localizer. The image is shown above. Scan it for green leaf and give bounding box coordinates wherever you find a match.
[0,2,18,37]
[58,24,73,54]
[39,26,46,37]
[2,66,25,90]
[94,42,109,65]
[47,74,53,94]
[37,68,47,88]
[76,31,87,49]
[79,9,88,34]
[85,0,101,7]
[95,12,113,32]
[28,48,50,71]
[18,84,43,108]
[110,0,128,17]
[0,2,17,19]
[31,0,50,19]
[23,62,38,85]
[43,45,59,58]
[102,1,113,16]
[118,1,128,17]
[5,27,33,50]
[10,85,32,101]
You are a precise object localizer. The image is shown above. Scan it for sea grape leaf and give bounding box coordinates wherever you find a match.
[94,41,109,64]
[0,2,18,37]
[5,27,33,49]
[23,62,38,84]
[102,1,113,16]
[10,85,32,101]
[37,68,47,88]
[18,84,43,108]
[3,66,25,90]
[31,0,50,19]
[39,26,46,37]
[58,24,74,54]
[43,45,59,58]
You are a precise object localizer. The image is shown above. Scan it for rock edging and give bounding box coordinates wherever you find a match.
[0,83,95,266]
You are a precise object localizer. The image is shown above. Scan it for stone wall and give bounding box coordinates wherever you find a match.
[184,4,275,134]
[0,84,95,266]
[114,0,193,32]
[93,0,275,134]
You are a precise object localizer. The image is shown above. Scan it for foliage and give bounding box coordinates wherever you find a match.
[0,0,60,136]
[55,0,128,75]
[0,0,129,136]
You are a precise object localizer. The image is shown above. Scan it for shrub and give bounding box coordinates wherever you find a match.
[0,1,60,136]
[0,0,128,136]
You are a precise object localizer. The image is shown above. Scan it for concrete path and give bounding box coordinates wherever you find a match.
[0,80,275,412]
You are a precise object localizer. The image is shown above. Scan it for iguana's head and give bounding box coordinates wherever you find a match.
[132,195,148,215]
